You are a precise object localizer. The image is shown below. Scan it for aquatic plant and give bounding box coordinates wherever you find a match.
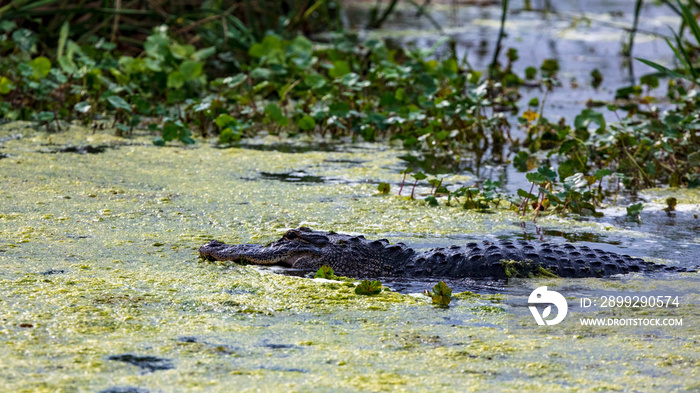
[355,280,382,296]
[427,281,452,307]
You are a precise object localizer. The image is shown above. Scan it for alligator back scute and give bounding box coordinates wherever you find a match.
[408,240,680,279]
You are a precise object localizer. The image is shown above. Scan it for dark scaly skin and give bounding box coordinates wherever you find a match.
[199,227,692,279]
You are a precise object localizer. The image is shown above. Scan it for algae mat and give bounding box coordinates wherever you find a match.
[1,123,699,392]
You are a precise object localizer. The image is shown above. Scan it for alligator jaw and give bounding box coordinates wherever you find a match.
[198,240,319,266]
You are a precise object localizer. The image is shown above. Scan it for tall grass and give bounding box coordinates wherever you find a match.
[636,0,700,83]
[0,0,342,54]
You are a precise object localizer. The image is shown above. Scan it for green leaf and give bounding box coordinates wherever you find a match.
[304,73,327,90]
[250,67,273,79]
[635,58,691,82]
[590,68,603,88]
[0,21,17,33]
[134,97,151,115]
[11,29,37,53]
[524,66,537,80]
[219,128,240,144]
[298,115,315,131]
[425,195,439,206]
[594,169,612,180]
[167,71,185,89]
[57,22,69,60]
[329,102,349,117]
[688,151,700,167]
[215,114,236,129]
[377,182,391,194]
[574,109,605,132]
[249,35,281,58]
[144,33,170,60]
[563,173,588,189]
[162,122,179,141]
[680,0,700,48]
[265,103,283,121]
[411,172,427,181]
[626,203,643,217]
[329,60,351,78]
[180,136,196,145]
[355,280,382,295]
[540,58,559,76]
[288,36,313,57]
[170,43,195,59]
[179,60,203,81]
[517,188,537,199]
[430,281,452,306]
[106,96,131,112]
[640,74,659,89]
[526,172,545,183]
[192,46,216,61]
[29,56,51,79]
[152,137,165,146]
[513,151,530,172]
[314,265,337,279]
[37,111,55,122]
[0,76,15,94]
[74,101,91,113]
[538,166,558,181]
[248,35,284,64]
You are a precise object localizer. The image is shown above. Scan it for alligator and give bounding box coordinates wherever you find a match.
[199,227,693,279]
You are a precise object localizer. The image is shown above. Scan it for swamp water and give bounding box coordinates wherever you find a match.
[0,122,699,392]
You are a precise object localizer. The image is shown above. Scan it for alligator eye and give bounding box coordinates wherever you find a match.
[284,231,299,240]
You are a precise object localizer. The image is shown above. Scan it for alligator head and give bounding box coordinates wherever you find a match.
[199,228,328,266]
[199,227,412,277]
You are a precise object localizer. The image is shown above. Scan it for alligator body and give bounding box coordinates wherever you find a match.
[199,227,691,279]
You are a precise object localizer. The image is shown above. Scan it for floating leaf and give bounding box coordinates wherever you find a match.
[626,203,643,217]
[377,182,391,194]
[411,172,427,181]
[314,265,337,279]
[424,195,439,206]
[355,280,382,295]
[429,281,452,306]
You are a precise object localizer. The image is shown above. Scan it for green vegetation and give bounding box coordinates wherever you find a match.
[314,265,338,280]
[427,281,452,307]
[354,279,383,295]
[502,260,559,279]
[1,0,699,222]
